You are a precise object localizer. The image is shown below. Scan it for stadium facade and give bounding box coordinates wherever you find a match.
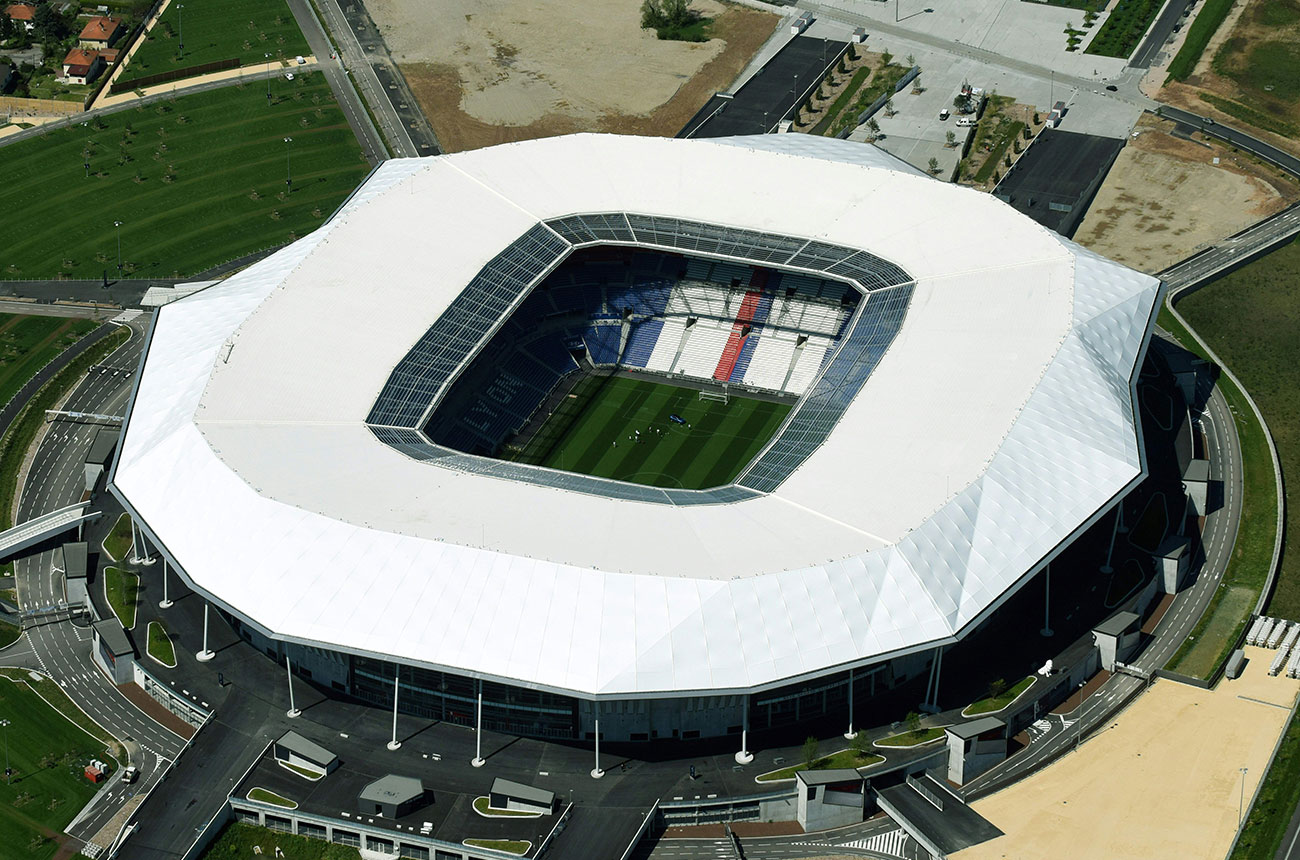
[111,133,1163,744]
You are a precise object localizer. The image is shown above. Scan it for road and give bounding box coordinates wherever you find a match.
[302,0,440,156]
[1157,105,1300,177]
[1159,203,1300,291]
[7,315,189,853]
[1130,0,1188,70]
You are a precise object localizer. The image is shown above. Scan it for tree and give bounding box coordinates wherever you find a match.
[945,130,956,148]
[905,710,923,735]
[0,13,15,42]
[802,736,820,771]
[885,98,895,116]
[33,2,69,41]
[850,731,872,758]
[953,93,972,113]
[1033,111,1040,125]
[988,678,1008,699]
[881,50,893,66]
[906,53,916,66]
[926,157,939,175]
[866,118,880,140]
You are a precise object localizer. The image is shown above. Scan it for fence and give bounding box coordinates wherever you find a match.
[0,95,83,119]
[111,57,241,94]
[835,65,921,140]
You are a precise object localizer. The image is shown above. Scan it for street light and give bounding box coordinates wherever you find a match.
[284,137,292,194]
[1,718,10,785]
[266,53,273,106]
[176,4,185,58]
[1239,767,1249,826]
[113,220,123,272]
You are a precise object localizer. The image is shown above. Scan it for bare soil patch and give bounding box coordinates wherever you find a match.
[371,0,778,152]
[1073,115,1299,272]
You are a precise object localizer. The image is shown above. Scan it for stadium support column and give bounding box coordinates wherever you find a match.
[472,684,486,768]
[158,558,172,609]
[844,669,857,740]
[591,706,605,779]
[387,670,402,750]
[922,647,944,714]
[1100,505,1120,574]
[1040,564,1054,637]
[735,696,753,764]
[129,519,143,564]
[196,603,215,661]
[286,655,301,718]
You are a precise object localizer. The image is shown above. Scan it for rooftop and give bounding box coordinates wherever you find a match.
[114,133,1161,698]
[360,774,424,805]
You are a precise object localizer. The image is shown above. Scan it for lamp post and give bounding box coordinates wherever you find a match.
[1237,769,1248,831]
[266,53,272,106]
[284,137,292,195]
[0,718,10,784]
[176,4,185,58]
[113,220,123,273]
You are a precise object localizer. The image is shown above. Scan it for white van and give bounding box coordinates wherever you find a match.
[956,117,978,127]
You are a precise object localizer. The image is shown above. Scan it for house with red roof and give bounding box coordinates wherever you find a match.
[61,47,105,85]
[78,16,123,49]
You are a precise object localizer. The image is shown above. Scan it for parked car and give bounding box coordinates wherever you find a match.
[1105,84,1118,91]
[938,108,950,121]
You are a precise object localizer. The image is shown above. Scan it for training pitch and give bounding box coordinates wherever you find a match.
[513,375,792,489]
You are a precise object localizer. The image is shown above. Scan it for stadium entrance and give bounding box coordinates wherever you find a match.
[422,246,860,490]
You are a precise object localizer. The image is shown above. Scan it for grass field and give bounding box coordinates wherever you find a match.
[876,727,945,748]
[147,620,175,666]
[201,821,359,860]
[1232,707,1300,860]
[963,676,1035,717]
[126,0,310,82]
[511,376,791,489]
[1176,238,1300,620]
[0,677,106,860]
[755,748,884,782]
[0,72,368,279]
[0,316,99,409]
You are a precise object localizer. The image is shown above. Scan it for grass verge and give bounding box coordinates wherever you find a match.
[464,840,529,856]
[247,787,297,808]
[963,676,1035,716]
[278,760,323,780]
[755,748,885,782]
[200,821,359,859]
[827,62,908,137]
[875,727,945,748]
[0,669,120,751]
[103,512,133,562]
[473,796,542,816]
[0,73,368,279]
[104,567,139,630]
[0,316,99,409]
[811,66,871,136]
[1085,0,1165,58]
[147,620,175,667]
[1165,0,1235,81]
[1231,707,1300,860]
[0,619,20,649]
[1159,301,1278,679]
[974,119,1025,184]
[0,326,130,530]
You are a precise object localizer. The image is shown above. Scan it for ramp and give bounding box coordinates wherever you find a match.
[877,774,1002,859]
[0,502,94,559]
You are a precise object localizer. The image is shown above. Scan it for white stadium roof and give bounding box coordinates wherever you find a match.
[113,133,1162,699]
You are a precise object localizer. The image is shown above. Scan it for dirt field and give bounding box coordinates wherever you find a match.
[1073,115,1299,273]
[955,646,1300,860]
[366,0,779,152]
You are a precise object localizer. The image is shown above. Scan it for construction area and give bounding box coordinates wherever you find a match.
[955,646,1300,860]
[366,0,779,152]
[1073,114,1300,272]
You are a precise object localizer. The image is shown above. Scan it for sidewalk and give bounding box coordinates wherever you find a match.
[94,56,319,110]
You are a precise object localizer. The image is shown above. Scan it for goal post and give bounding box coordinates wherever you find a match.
[699,385,729,405]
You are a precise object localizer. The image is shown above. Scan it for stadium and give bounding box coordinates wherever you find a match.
[110,133,1162,745]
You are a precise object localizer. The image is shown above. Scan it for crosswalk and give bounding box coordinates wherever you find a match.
[842,827,908,856]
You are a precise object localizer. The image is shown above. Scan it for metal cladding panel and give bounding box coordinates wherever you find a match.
[114,135,1163,698]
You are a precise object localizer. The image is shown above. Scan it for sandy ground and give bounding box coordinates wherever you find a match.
[369,0,778,152]
[1073,115,1299,273]
[955,646,1299,860]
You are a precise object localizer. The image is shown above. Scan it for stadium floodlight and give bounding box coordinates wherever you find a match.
[284,137,293,194]
[176,4,185,58]
[0,718,9,784]
[113,220,123,273]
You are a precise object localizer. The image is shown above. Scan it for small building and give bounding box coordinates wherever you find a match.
[1183,458,1210,516]
[273,730,339,775]
[4,3,35,31]
[1092,610,1140,672]
[84,429,120,494]
[796,768,865,831]
[359,775,426,818]
[1156,535,1191,594]
[59,541,89,606]
[61,48,106,85]
[946,717,1007,785]
[790,11,812,34]
[92,617,134,684]
[78,15,123,49]
[852,26,867,43]
[489,777,554,814]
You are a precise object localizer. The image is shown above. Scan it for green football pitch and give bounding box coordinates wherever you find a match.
[514,376,792,489]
